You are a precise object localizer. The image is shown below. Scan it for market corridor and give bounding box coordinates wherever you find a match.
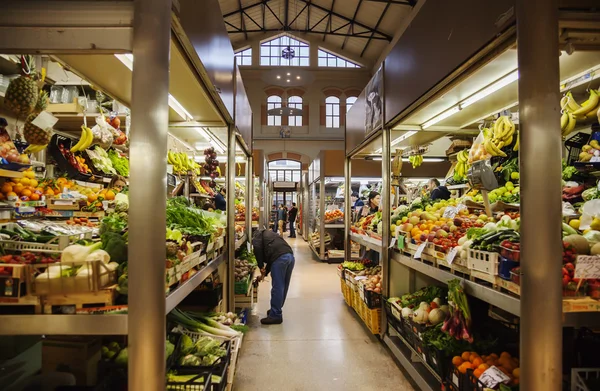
[234,237,416,391]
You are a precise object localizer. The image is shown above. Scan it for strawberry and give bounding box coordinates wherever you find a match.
[562,267,569,276]
[563,275,570,287]
[565,263,575,272]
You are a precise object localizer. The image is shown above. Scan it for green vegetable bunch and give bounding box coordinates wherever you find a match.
[100,212,128,235]
[399,286,446,308]
[108,149,130,177]
[341,261,365,271]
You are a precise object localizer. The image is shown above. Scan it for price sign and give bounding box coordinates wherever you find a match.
[397,235,405,250]
[414,241,427,259]
[446,247,459,264]
[389,237,397,249]
[479,366,511,388]
[592,156,600,163]
[31,111,58,130]
[247,241,252,253]
[443,206,457,219]
[575,255,600,279]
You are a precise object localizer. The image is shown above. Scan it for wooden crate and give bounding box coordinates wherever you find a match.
[42,285,116,314]
[234,283,257,309]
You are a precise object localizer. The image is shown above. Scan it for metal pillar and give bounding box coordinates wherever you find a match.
[128,0,171,389]
[381,126,391,333]
[246,156,253,236]
[319,159,326,260]
[344,157,352,261]
[517,1,562,389]
[227,126,237,310]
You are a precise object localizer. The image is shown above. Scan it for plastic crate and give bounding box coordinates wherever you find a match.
[165,370,212,390]
[498,256,519,281]
[500,244,520,262]
[466,370,487,391]
[571,368,600,391]
[424,345,451,380]
[29,260,116,296]
[448,365,469,391]
[362,302,381,334]
[234,275,251,294]
[363,288,382,309]
[467,248,499,276]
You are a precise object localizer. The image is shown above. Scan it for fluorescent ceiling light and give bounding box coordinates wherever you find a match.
[212,142,225,154]
[374,130,418,153]
[460,70,519,109]
[114,54,194,121]
[195,127,211,141]
[168,132,193,151]
[422,106,461,129]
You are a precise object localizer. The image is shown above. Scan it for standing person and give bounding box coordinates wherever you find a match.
[361,191,381,217]
[288,202,298,238]
[277,204,286,236]
[271,205,278,232]
[428,178,451,200]
[214,187,226,211]
[351,192,364,210]
[253,229,295,324]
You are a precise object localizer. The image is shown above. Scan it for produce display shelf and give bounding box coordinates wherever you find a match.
[392,251,520,316]
[350,233,383,253]
[190,193,212,199]
[165,252,226,313]
[446,184,469,190]
[324,224,345,229]
[235,234,247,250]
[0,168,24,179]
[0,314,127,335]
[309,242,326,261]
[383,333,439,391]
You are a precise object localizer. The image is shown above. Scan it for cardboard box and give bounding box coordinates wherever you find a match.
[42,337,101,385]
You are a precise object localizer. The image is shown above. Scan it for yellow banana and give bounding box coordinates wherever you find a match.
[70,132,86,152]
[503,116,515,140]
[513,134,519,151]
[560,111,569,130]
[565,91,582,112]
[563,111,577,137]
[572,89,599,116]
[504,135,513,146]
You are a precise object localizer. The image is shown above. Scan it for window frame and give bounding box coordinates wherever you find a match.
[267,95,282,126]
[260,35,310,67]
[317,49,360,68]
[287,95,303,127]
[325,96,340,128]
[234,47,252,66]
[346,96,358,113]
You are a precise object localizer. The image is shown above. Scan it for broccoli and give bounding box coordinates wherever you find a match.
[102,232,128,263]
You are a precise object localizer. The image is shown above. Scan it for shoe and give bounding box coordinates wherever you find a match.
[261,316,283,325]
[267,310,271,316]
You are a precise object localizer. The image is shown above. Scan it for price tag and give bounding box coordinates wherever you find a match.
[247,241,252,253]
[398,235,405,250]
[575,255,600,279]
[414,241,427,259]
[391,305,401,320]
[592,156,600,163]
[446,247,459,264]
[31,111,58,130]
[389,237,397,249]
[452,373,459,387]
[442,206,457,219]
[479,366,511,388]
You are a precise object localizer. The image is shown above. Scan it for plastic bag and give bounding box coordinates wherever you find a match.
[468,130,491,163]
[91,116,114,149]
[579,199,600,230]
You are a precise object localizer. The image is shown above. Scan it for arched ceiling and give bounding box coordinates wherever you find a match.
[218,0,416,66]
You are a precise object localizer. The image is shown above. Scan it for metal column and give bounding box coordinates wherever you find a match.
[517,1,562,389]
[319,159,326,260]
[128,0,171,389]
[246,156,253,237]
[344,157,352,261]
[227,126,237,310]
[381,127,391,333]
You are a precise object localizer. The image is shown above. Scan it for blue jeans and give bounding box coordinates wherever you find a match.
[289,220,296,237]
[269,253,295,319]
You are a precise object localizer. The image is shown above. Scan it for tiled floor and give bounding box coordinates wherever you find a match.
[234,236,416,391]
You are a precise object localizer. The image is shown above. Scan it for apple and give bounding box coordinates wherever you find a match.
[419,234,428,242]
[409,216,420,225]
[427,233,436,242]
[441,224,449,231]
[449,225,458,233]
[404,223,414,232]
[436,229,448,238]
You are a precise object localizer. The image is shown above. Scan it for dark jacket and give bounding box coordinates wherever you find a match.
[277,208,287,221]
[214,192,226,211]
[430,186,451,201]
[288,206,298,222]
[354,199,364,209]
[252,229,293,274]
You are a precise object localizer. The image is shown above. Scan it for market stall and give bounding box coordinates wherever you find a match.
[0,1,253,390]
[341,2,600,391]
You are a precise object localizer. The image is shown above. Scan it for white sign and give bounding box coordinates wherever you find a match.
[443,206,457,219]
[479,366,511,388]
[247,241,252,253]
[391,305,401,320]
[414,241,427,259]
[31,111,58,130]
[575,255,600,279]
[389,237,397,249]
[446,247,459,264]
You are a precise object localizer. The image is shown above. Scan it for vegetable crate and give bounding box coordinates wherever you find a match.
[41,285,117,314]
[358,299,381,334]
[0,222,93,252]
[29,260,117,296]
[571,368,600,391]
[362,287,382,309]
[165,370,212,390]
[425,346,451,382]
[0,263,29,301]
[340,278,351,306]
[234,275,251,295]
[467,249,499,283]
[448,365,469,391]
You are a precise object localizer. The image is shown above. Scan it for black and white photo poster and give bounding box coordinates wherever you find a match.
[365,66,383,135]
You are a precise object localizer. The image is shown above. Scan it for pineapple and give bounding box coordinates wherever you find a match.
[4,55,39,118]
[23,91,52,145]
[34,90,49,113]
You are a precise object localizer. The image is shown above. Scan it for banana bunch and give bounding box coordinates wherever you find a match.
[560,89,600,137]
[483,115,516,158]
[24,143,47,153]
[168,150,201,175]
[454,149,470,179]
[70,125,94,152]
[409,154,423,169]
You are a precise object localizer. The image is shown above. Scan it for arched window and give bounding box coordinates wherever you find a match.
[267,95,282,126]
[346,96,357,113]
[288,96,302,126]
[325,96,340,128]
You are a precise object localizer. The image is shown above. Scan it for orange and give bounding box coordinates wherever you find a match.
[511,378,519,386]
[13,183,24,195]
[95,202,103,208]
[29,179,38,188]
[469,353,480,363]
[498,366,512,376]
[6,192,17,198]
[56,177,68,185]
[45,188,55,196]
[500,352,511,359]
[461,352,471,361]
[104,190,116,200]
[21,189,32,198]
[29,193,40,201]
[473,368,484,378]
[485,360,496,367]
[512,368,520,378]
[1,183,13,194]
[419,224,427,231]
[451,356,463,367]
[489,353,499,359]
[88,193,98,203]
[472,357,483,367]
[458,362,471,374]
[478,364,490,371]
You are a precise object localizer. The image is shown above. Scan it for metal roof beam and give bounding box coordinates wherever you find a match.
[238,0,247,40]
[323,0,336,42]
[288,3,309,28]
[342,0,364,50]
[361,2,391,57]
[365,0,415,5]
[226,28,389,40]
[223,0,272,18]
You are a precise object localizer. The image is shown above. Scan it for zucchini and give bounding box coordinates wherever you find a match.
[480,232,504,245]
[35,235,58,243]
[0,229,17,237]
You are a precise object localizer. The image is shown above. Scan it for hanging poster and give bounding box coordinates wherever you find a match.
[365,66,383,135]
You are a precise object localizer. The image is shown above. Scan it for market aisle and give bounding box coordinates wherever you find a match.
[234,237,416,391]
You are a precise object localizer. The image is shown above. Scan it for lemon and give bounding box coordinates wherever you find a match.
[511,172,520,180]
[569,219,580,230]
[505,181,514,188]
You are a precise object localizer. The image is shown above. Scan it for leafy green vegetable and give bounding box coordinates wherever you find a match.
[167,197,217,237]
[422,324,470,355]
[466,228,486,239]
[341,261,365,271]
[100,212,128,234]
[101,232,128,263]
[108,149,130,177]
[399,286,446,308]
